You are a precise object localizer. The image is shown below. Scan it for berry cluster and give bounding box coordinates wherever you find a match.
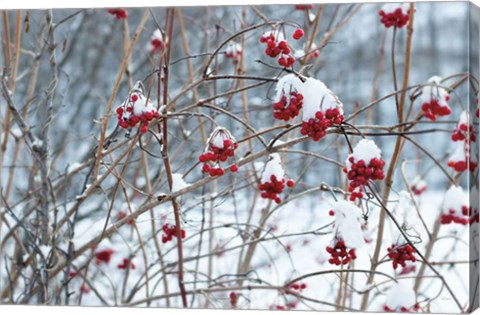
[116,86,161,134]
[259,29,303,68]
[225,43,242,64]
[199,127,239,177]
[288,283,307,292]
[452,121,476,142]
[300,107,343,141]
[117,258,136,270]
[273,91,304,121]
[441,205,470,225]
[117,211,135,226]
[95,248,114,265]
[326,239,357,266]
[147,29,167,54]
[421,98,451,121]
[378,7,410,28]
[344,156,385,201]
[107,8,128,19]
[411,177,427,196]
[387,243,416,270]
[383,305,418,313]
[259,175,295,204]
[161,223,186,243]
[294,4,314,10]
[229,292,239,308]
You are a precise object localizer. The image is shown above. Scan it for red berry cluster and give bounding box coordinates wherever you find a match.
[379,8,409,28]
[225,43,242,64]
[411,182,427,196]
[343,157,385,201]
[273,91,303,121]
[117,258,136,270]
[387,243,416,270]
[300,107,344,141]
[398,264,417,276]
[421,98,451,121]
[116,93,160,134]
[470,209,479,225]
[326,239,357,266]
[259,29,303,68]
[447,153,477,173]
[452,121,476,142]
[107,8,128,19]
[383,305,418,313]
[161,223,186,243]
[259,175,295,204]
[117,211,134,226]
[200,128,239,177]
[95,248,114,265]
[441,206,470,225]
[229,292,239,308]
[288,283,307,292]
[294,4,314,10]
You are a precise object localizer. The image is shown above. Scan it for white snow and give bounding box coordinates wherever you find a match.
[273,74,343,121]
[385,283,416,311]
[443,185,468,216]
[261,153,285,183]
[421,75,450,106]
[346,139,382,169]
[171,173,189,193]
[332,200,365,249]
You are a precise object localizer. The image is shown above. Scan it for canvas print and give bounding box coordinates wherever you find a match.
[0,1,479,313]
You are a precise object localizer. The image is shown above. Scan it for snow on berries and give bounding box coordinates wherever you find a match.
[441,186,470,225]
[272,74,305,121]
[116,81,160,134]
[258,154,294,204]
[410,176,427,196]
[274,74,344,140]
[383,283,418,312]
[259,29,300,68]
[448,111,477,172]
[95,248,114,265]
[451,111,476,142]
[387,242,416,271]
[343,139,385,201]
[107,8,128,19]
[378,3,410,28]
[326,201,365,266]
[147,29,167,54]
[225,43,242,64]
[420,76,451,120]
[199,127,239,177]
[161,223,186,243]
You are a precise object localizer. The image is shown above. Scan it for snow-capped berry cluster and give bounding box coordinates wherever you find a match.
[273,91,303,121]
[294,4,314,10]
[326,201,365,266]
[441,186,470,225]
[259,28,303,68]
[300,79,344,141]
[116,82,160,134]
[117,258,136,270]
[199,127,239,177]
[383,283,418,313]
[378,3,410,28]
[410,176,427,196]
[343,139,385,201]
[420,76,451,120]
[258,154,294,204]
[107,8,128,19]
[452,112,476,142]
[387,243,416,271]
[225,43,242,64]
[95,248,114,265]
[161,223,186,243]
[147,29,167,54]
[448,111,477,172]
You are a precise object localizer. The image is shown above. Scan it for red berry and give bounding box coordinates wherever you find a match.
[292,28,304,40]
